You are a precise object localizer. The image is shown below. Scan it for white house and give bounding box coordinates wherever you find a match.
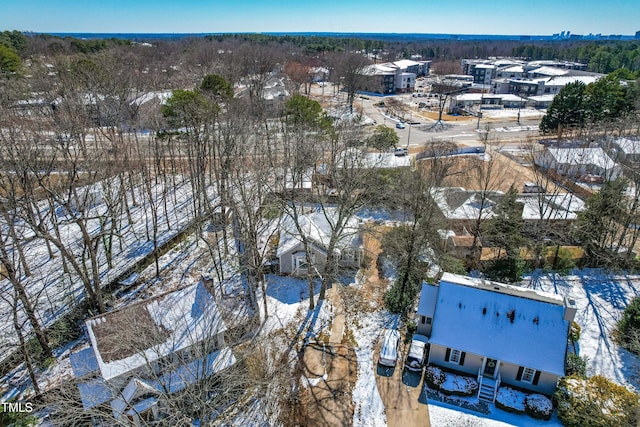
[535,147,622,181]
[71,282,235,425]
[415,273,576,400]
[276,209,363,276]
[610,137,640,162]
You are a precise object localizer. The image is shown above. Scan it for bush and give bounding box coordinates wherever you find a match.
[569,321,581,343]
[484,256,526,283]
[525,394,554,420]
[565,353,587,378]
[554,375,640,427]
[424,365,446,389]
[495,386,526,414]
[384,273,419,316]
[424,366,478,397]
[616,296,640,355]
[405,320,417,343]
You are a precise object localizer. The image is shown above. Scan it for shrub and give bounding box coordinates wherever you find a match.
[405,320,417,343]
[384,273,419,316]
[525,394,553,420]
[616,296,640,355]
[565,353,587,378]
[495,386,526,414]
[424,366,478,397]
[424,366,446,389]
[569,321,581,343]
[554,375,640,427]
[544,246,576,274]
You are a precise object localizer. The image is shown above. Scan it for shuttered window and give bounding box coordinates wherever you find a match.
[444,348,466,366]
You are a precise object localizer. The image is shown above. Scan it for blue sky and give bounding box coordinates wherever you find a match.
[1,0,638,35]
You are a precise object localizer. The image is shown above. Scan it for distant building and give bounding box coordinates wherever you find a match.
[535,147,623,181]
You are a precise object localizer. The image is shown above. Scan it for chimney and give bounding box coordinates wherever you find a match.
[564,296,577,322]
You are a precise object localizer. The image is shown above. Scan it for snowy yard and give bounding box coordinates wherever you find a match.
[526,269,640,391]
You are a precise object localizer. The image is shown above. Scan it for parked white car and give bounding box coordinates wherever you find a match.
[404,334,429,371]
[379,329,401,367]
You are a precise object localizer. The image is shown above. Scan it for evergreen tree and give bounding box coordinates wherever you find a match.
[540,81,587,134]
[484,186,527,282]
[574,179,628,267]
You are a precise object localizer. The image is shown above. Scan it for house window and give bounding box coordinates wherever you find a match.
[521,367,536,383]
[294,253,309,272]
[450,349,462,364]
[426,317,432,325]
[341,249,355,263]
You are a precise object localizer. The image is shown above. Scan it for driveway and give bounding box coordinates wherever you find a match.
[375,340,431,427]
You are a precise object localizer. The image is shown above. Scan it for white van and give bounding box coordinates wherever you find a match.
[404,334,429,371]
[379,329,401,367]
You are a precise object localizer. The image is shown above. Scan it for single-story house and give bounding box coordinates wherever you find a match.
[432,187,584,241]
[610,137,640,163]
[276,209,364,276]
[535,147,622,181]
[416,273,576,400]
[71,282,235,426]
[431,187,503,234]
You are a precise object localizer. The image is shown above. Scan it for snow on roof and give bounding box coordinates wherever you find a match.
[86,282,226,381]
[498,65,525,73]
[277,208,362,258]
[527,94,556,102]
[429,273,568,376]
[613,137,640,154]
[545,147,618,171]
[362,64,396,75]
[70,346,99,378]
[77,377,113,410]
[529,66,569,76]
[431,187,503,220]
[129,91,173,107]
[454,93,524,102]
[417,283,439,318]
[517,193,585,220]
[474,64,496,69]
[391,59,420,69]
[545,75,600,86]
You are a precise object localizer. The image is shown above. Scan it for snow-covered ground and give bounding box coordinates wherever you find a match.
[482,108,546,120]
[352,311,397,427]
[429,401,561,427]
[526,269,640,391]
[0,176,205,363]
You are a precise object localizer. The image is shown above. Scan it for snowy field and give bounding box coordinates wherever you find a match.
[482,108,546,120]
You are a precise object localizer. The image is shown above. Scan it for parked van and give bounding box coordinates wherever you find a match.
[404,334,429,371]
[379,329,401,367]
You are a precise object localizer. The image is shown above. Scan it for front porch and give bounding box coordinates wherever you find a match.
[477,357,501,403]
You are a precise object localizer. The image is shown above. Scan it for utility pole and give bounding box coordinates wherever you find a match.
[407,109,412,149]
